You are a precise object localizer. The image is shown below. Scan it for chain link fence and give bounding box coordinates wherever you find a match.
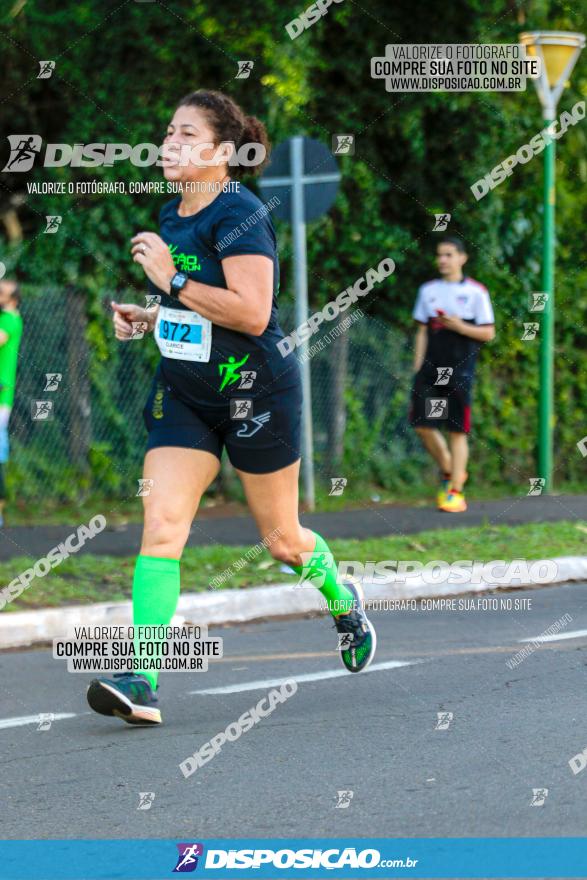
[10,286,424,503]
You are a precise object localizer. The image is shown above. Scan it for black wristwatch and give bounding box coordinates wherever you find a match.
[169,271,189,299]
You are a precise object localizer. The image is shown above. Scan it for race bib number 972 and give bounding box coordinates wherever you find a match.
[154,305,212,362]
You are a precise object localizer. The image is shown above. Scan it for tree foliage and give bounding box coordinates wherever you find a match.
[0,0,585,494]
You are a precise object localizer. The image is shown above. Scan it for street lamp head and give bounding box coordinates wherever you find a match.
[520,31,585,119]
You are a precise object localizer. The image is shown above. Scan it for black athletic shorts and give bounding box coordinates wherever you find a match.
[143,356,303,474]
[409,370,473,434]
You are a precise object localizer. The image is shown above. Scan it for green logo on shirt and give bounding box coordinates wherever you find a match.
[218,354,250,392]
[169,243,202,273]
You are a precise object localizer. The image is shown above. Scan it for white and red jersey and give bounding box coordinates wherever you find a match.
[413,276,494,378]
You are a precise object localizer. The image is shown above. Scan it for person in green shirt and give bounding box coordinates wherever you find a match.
[0,279,23,527]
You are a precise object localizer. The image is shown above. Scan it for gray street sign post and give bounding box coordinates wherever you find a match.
[259,136,341,510]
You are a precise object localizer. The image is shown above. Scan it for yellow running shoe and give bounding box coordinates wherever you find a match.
[440,489,467,513]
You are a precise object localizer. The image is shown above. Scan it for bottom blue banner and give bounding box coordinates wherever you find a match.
[0,838,582,879]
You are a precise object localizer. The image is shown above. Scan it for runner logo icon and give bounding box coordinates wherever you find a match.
[238,370,257,390]
[425,398,448,419]
[432,212,451,231]
[295,552,334,589]
[230,399,253,420]
[219,354,250,392]
[3,134,42,172]
[434,367,453,385]
[173,843,204,872]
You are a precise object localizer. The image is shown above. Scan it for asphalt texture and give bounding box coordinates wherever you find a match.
[0,494,585,560]
[1,580,587,838]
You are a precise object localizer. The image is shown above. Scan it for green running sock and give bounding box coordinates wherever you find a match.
[292,531,355,616]
[132,554,181,689]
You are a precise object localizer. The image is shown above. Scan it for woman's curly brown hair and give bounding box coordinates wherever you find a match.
[177,90,270,179]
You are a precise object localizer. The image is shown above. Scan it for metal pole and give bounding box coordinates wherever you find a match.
[290,136,315,510]
[538,118,555,491]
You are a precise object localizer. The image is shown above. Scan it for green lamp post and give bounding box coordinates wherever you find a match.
[519,30,585,491]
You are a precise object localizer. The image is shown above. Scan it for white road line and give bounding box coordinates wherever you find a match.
[190,659,417,695]
[0,712,77,730]
[519,628,587,644]
[0,663,417,725]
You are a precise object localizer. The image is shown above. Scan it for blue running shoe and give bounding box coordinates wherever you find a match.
[333,582,377,673]
[86,672,161,725]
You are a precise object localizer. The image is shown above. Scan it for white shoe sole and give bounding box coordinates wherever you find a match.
[87,680,161,725]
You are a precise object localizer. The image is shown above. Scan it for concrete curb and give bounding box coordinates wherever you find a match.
[1,556,586,649]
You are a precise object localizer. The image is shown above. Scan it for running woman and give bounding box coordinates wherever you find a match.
[409,236,495,512]
[86,91,376,725]
[0,279,23,528]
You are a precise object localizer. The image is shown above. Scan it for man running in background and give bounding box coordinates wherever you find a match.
[0,279,23,527]
[409,236,495,512]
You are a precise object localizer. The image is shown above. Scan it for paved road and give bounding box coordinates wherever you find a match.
[0,494,585,560]
[1,581,586,839]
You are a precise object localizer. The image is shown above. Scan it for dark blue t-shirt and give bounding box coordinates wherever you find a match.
[148,184,295,400]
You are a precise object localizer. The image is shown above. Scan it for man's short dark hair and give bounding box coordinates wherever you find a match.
[436,235,467,254]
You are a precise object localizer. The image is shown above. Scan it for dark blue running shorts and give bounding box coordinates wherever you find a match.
[143,356,303,474]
